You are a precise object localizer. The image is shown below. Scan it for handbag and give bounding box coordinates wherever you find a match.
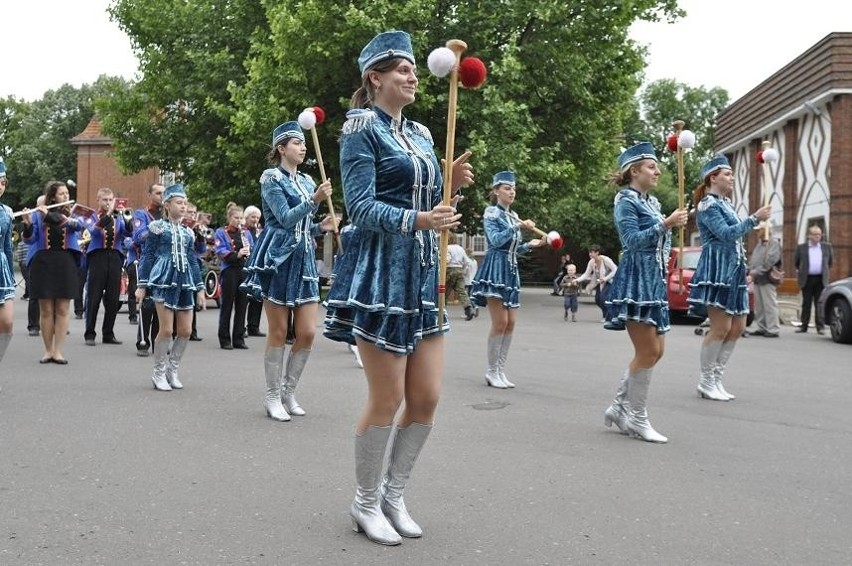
[768,265,785,285]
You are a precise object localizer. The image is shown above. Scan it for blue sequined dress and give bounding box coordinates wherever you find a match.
[687,193,758,318]
[240,167,323,306]
[137,219,204,310]
[604,187,672,334]
[324,107,445,355]
[469,205,532,309]
[0,204,13,303]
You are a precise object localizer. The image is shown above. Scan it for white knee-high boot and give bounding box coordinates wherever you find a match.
[282,348,310,416]
[715,340,737,400]
[151,338,172,391]
[604,369,630,434]
[626,368,668,443]
[380,423,432,538]
[166,337,188,389]
[351,425,401,545]
[497,334,515,388]
[264,346,289,422]
[0,333,11,364]
[485,335,506,388]
[697,341,728,401]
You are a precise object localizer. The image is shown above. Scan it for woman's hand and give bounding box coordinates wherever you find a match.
[519,219,537,231]
[320,214,339,233]
[753,205,772,221]
[448,151,474,192]
[664,208,689,229]
[134,288,147,303]
[313,180,332,204]
[238,245,251,258]
[420,204,461,231]
[529,238,544,248]
[197,290,207,310]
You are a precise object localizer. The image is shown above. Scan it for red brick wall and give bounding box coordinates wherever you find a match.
[829,96,852,279]
[75,143,159,210]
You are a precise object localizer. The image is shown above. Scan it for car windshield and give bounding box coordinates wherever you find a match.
[682,251,701,270]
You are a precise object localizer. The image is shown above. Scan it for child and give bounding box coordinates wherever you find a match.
[135,183,206,391]
[560,264,580,322]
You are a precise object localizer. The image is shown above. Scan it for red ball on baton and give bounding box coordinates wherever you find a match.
[313,106,326,125]
[547,230,563,250]
[459,57,487,88]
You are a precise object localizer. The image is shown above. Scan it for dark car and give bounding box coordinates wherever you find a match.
[818,277,852,344]
[667,246,754,325]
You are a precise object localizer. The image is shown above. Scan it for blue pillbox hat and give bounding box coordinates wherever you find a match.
[617,142,657,172]
[271,121,305,147]
[163,183,187,202]
[358,30,416,76]
[700,155,732,179]
[491,170,516,188]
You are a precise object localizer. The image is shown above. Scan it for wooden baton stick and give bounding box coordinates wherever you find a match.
[761,140,772,241]
[437,39,468,325]
[673,120,686,294]
[308,126,342,251]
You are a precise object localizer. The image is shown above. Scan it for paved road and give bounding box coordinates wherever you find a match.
[1,288,849,565]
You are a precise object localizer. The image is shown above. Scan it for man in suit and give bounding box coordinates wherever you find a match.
[794,225,834,334]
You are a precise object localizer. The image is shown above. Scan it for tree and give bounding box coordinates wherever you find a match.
[623,79,730,209]
[0,77,128,209]
[102,0,682,232]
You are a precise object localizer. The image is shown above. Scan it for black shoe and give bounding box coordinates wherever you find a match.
[137,349,150,357]
[189,334,203,342]
[795,327,808,333]
[85,338,96,346]
[750,329,766,336]
[28,329,40,337]
[52,357,69,365]
[764,333,780,338]
[220,341,234,350]
[75,313,84,320]
[129,316,138,325]
[817,327,825,335]
[103,337,123,345]
[247,330,266,337]
[233,342,249,350]
[464,306,475,321]
[550,292,560,296]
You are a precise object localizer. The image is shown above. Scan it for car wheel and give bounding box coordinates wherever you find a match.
[828,298,852,344]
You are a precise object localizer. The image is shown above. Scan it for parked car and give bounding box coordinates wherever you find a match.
[666,246,754,325]
[818,277,852,344]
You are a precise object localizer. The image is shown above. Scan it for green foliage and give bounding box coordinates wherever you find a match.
[99,0,682,231]
[0,77,128,209]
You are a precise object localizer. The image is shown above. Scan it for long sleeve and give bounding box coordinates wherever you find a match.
[186,231,204,291]
[261,171,318,230]
[614,194,667,250]
[698,199,757,242]
[137,229,158,287]
[483,207,518,248]
[575,259,595,284]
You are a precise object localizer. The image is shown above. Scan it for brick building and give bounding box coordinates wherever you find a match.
[714,32,852,282]
[70,117,168,209]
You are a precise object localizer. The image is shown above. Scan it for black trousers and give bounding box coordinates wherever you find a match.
[800,274,825,329]
[247,298,263,334]
[136,296,159,351]
[74,264,87,316]
[218,267,247,344]
[126,263,138,319]
[84,250,124,340]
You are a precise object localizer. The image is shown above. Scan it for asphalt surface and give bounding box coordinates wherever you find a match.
[1,288,849,565]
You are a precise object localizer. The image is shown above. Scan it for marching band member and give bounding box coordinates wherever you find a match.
[82,188,132,346]
[214,202,252,350]
[185,201,205,341]
[687,155,771,401]
[469,171,544,389]
[241,120,335,422]
[602,142,688,443]
[135,183,205,391]
[323,31,473,545]
[0,159,13,366]
[243,205,265,337]
[21,181,85,364]
[130,184,165,356]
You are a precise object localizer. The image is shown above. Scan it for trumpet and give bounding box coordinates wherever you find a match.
[121,208,134,220]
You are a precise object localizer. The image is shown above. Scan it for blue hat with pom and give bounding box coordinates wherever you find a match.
[358,30,415,76]
[491,171,516,188]
[0,157,6,178]
[700,155,731,180]
[271,121,305,147]
[163,183,187,202]
[617,142,657,172]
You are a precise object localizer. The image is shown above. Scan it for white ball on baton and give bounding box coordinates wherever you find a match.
[428,47,457,78]
[297,108,317,130]
[678,129,696,149]
[762,147,780,163]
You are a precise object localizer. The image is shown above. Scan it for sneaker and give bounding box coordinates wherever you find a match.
[28,328,40,337]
